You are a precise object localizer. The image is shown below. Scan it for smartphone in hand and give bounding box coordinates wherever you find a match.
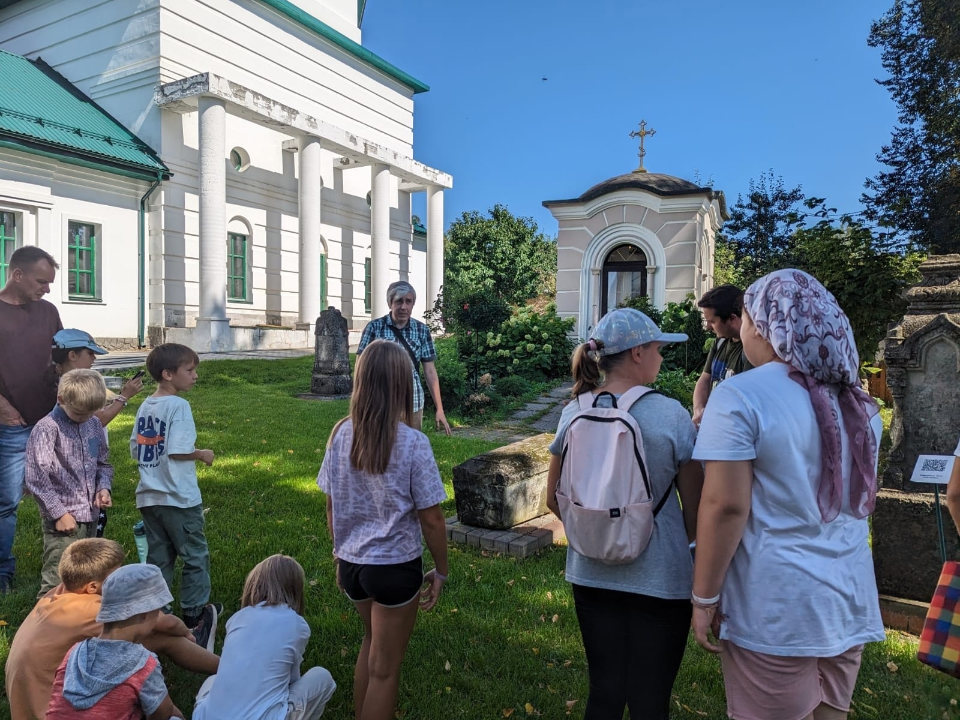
[132,369,146,381]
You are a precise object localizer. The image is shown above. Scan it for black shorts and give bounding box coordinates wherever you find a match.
[339,556,423,607]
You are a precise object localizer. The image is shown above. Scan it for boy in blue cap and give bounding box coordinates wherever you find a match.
[52,329,144,429]
[45,563,184,719]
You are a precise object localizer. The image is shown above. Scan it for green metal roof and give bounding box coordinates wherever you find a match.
[0,50,169,181]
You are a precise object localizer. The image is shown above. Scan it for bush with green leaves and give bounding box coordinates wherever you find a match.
[652,368,699,410]
[424,336,468,412]
[617,295,664,327]
[494,374,534,398]
[481,304,575,380]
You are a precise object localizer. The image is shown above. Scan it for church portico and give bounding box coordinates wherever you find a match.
[155,72,452,350]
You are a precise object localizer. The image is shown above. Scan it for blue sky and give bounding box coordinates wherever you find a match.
[363,0,897,236]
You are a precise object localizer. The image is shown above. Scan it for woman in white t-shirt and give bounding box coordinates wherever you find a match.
[692,269,885,720]
[945,437,960,533]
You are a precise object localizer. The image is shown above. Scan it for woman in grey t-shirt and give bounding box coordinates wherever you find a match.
[546,308,703,720]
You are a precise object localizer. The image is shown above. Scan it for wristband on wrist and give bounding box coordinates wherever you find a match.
[114,396,129,406]
[691,591,720,607]
[434,570,448,582]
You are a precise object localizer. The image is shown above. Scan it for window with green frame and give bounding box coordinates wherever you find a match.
[67,221,98,299]
[227,232,248,301]
[364,258,371,313]
[0,212,18,289]
[319,254,327,310]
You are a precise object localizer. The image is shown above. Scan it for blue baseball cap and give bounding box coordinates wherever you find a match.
[593,308,687,356]
[53,329,108,355]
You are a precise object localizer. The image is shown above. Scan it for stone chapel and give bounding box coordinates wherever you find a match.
[543,125,727,340]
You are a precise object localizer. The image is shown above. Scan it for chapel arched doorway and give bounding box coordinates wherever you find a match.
[601,243,647,316]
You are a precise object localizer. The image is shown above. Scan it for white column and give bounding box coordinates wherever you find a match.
[426,185,444,314]
[370,163,391,318]
[197,96,229,350]
[298,136,322,325]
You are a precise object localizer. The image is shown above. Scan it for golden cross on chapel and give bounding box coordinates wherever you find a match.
[629,120,656,173]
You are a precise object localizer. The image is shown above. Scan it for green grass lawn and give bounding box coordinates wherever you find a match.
[0,357,957,719]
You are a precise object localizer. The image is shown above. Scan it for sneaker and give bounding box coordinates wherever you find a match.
[187,603,219,653]
[0,576,11,594]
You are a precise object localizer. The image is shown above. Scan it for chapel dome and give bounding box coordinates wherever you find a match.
[579,171,710,202]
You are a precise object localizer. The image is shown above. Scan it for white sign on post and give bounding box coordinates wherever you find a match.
[909,455,957,486]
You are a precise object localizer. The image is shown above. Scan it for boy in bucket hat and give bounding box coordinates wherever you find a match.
[45,564,184,720]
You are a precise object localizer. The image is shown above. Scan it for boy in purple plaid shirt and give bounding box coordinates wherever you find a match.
[25,369,113,596]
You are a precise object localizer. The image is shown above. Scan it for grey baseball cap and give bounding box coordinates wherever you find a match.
[593,308,687,356]
[96,564,173,623]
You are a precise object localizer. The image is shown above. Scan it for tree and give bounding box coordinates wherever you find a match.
[790,205,924,360]
[442,204,557,308]
[863,0,960,254]
[719,172,805,283]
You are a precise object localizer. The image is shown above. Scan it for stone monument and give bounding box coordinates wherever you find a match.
[874,254,960,601]
[309,307,352,397]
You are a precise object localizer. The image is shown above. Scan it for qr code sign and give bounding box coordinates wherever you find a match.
[922,458,949,473]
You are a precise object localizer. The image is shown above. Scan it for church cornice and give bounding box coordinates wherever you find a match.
[257,0,429,94]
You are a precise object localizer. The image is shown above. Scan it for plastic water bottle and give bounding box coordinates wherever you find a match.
[133,521,149,564]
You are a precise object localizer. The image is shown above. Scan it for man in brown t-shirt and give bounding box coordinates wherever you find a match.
[0,246,62,592]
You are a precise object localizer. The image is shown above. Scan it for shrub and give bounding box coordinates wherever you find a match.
[425,336,468,411]
[618,295,664,327]
[659,298,710,375]
[481,304,575,380]
[653,368,699,410]
[495,375,533,398]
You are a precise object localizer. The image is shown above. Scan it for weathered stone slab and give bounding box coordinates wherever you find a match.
[310,307,353,396]
[873,489,960,601]
[452,434,553,530]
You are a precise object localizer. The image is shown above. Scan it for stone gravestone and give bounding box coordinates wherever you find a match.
[452,434,553,530]
[874,254,960,602]
[310,307,352,397]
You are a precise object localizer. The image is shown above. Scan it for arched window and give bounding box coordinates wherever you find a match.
[601,244,647,316]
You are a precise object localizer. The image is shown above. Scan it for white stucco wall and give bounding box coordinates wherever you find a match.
[157,0,414,155]
[0,147,146,340]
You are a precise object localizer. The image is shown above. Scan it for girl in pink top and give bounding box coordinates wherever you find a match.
[317,340,449,720]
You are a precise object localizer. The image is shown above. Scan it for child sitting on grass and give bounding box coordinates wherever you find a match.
[5,539,218,720]
[45,563,185,719]
[192,554,336,720]
[25,369,113,596]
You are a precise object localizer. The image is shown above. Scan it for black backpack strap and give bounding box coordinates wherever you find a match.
[387,321,420,370]
[652,476,676,517]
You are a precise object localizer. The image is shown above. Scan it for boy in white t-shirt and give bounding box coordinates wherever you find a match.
[130,343,219,643]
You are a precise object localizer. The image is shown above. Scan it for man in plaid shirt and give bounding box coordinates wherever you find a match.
[357,281,452,435]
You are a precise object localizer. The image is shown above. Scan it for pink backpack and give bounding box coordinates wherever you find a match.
[556,386,672,565]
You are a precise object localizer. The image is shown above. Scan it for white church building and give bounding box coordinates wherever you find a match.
[0,0,450,351]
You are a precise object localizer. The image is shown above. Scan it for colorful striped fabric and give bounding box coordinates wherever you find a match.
[918,561,960,677]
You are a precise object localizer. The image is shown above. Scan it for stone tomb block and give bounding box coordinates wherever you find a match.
[452,434,553,530]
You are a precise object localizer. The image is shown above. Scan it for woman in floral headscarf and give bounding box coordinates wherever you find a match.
[691,269,885,720]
